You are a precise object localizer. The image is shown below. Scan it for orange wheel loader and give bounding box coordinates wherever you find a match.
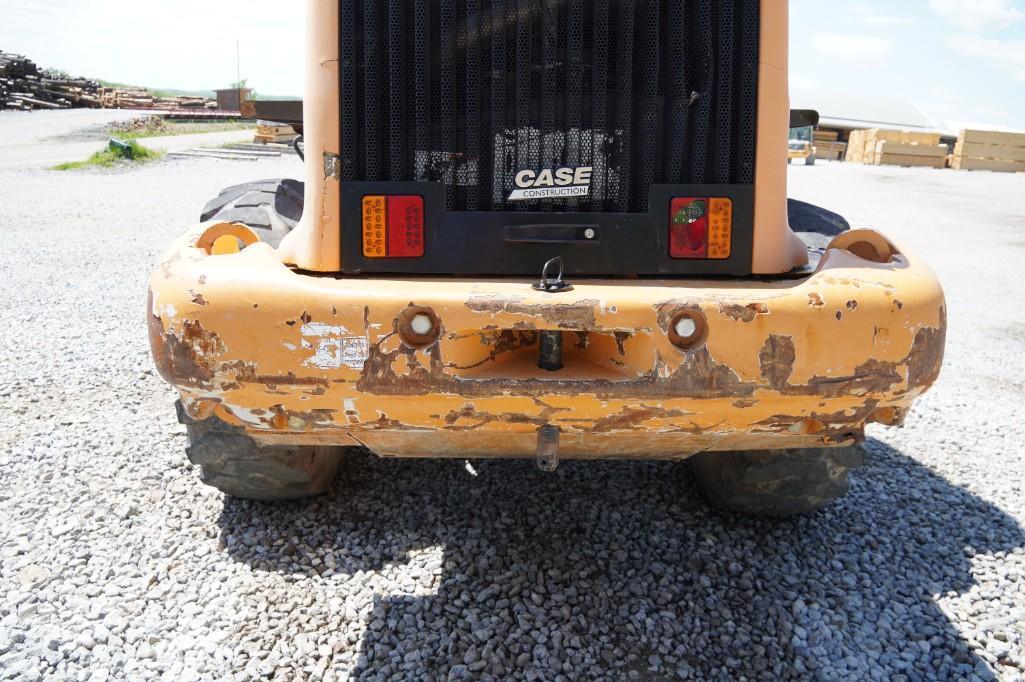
[148,0,945,515]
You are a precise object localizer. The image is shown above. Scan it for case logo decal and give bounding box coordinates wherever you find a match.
[508,166,593,201]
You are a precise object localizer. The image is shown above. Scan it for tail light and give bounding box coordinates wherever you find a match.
[669,197,733,260]
[362,195,425,258]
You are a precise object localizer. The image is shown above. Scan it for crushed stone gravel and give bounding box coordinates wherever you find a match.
[0,149,1023,680]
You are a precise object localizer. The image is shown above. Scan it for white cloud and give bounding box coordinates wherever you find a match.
[947,34,1025,81]
[862,14,914,25]
[846,2,914,25]
[812,34,894,60]
[930,0,1024,32]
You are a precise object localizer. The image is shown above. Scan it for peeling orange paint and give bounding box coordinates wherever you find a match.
[148,224,946,459]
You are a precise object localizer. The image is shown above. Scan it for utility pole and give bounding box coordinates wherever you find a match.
[236,39,242,113]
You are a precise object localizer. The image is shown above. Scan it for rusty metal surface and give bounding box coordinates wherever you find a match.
[149,224,945,459]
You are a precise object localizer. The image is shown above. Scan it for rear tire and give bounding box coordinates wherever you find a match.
[690,447,863,516]
[176,401,341,501]
[200,178,303,248]
[806,156,816,166]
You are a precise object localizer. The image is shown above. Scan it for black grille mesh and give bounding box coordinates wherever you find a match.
[339,0,760,213]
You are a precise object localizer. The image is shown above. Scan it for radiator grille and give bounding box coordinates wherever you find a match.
[339,0,760,213]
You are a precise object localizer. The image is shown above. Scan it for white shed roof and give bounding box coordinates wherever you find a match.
[790,89,952,135]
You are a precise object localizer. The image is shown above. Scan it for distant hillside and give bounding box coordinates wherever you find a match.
[96,80,299,101]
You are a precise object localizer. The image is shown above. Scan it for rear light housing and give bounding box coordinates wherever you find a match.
[362,195,425,258]
[669,197,733,260]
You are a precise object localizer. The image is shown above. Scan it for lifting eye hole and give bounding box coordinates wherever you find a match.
[668,311,708,351]
[397,306,441,347]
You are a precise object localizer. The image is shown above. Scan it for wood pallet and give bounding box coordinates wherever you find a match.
[254,122,297,144]
[951,129,1025,173]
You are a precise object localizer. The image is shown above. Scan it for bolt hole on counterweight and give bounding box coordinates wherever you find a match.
[397,306,441,347]
[669,311,709,351]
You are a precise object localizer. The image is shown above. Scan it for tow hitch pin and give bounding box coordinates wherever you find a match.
[537,425,560,472]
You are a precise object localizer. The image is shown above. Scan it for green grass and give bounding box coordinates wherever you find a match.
[50,141,164,171]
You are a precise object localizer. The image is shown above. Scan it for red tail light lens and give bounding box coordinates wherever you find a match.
[362,195,425,258]
[669,198,709,258]
[669,197,733,260]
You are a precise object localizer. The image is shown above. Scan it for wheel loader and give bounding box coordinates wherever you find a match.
[787,125,816,166]
[148,0,946,515]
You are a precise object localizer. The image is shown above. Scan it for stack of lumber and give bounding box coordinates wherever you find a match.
[815,141,847,161]
[951,130,1025,173]
[845,129,944,166]
[2,51,217,112]
[254,122,297,144]
[811,129,846,160]
[156,96,215,110]
[845,130,869,163]
[98,88,217,111]
[874,141,947,169]
[99,87,153,109]
[1,51,102,111]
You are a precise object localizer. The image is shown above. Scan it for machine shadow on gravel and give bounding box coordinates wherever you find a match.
[216,438,1023,679]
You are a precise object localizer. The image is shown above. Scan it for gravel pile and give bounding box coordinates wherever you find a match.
[0,149,1023,680]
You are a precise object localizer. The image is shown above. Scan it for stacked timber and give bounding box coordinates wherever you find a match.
[254,122,297,144]
[845,129,944,167]
[99,87,154,109]
[807,129,846,160]
[845,130,868,163]
[814,141,847,161]
[2,51,216,112]
[813,129,840,143]
[1,51,102,111]
[874,141,947,169]
[951,130,1025,173]
[99,88,217,111]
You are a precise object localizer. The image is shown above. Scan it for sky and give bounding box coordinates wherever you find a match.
[790,0,1025,129]
[1,0,1023,129]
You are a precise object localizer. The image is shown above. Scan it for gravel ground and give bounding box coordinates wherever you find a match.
[0,132,1023,681]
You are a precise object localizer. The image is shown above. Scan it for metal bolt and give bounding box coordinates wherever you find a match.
[410,313,434,336]
[674,316,698,339]
[584,228,596,240]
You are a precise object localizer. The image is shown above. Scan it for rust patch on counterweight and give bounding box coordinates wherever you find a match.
[757,335,904,397]
[588,405,693,433]
[356,332,755,400]
[905,306,946,391]
[465,297,600,330]
[759,335,796,390]
[149,306,225,387]
[720,302,769,322]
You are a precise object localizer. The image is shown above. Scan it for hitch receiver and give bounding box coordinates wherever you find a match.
[537,425,560,472]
